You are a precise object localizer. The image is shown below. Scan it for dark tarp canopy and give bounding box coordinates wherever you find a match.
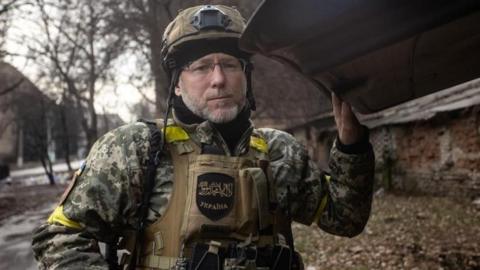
[240,0,480,113]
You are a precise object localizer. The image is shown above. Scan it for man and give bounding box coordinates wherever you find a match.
[32,5,374,270]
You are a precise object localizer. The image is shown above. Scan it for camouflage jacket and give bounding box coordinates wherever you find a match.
[32,118,374,269]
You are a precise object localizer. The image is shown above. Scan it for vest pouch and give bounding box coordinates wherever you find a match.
[238,168,273,234]
[254,244,293,270]
[189,241,223,270]
[236,168,263,236]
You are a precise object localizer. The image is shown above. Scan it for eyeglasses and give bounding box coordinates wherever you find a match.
[183,58,247,77]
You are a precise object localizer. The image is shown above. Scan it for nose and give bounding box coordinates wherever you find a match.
[210,64,226,88]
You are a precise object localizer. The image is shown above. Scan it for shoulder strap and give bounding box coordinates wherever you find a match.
[128,119,164,269]
[139,119,164,227]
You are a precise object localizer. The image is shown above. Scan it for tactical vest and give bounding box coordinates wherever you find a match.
[120,123,300,270]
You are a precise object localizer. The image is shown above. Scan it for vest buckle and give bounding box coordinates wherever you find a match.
[173,257,188,270]
[207,240,222,254]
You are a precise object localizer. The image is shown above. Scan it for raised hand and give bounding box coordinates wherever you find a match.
[332,93,364,145]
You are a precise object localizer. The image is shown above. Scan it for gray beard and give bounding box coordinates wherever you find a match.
[181,92,243,124]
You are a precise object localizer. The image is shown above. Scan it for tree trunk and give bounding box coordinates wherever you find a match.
[87,99,98,149]
[59,101,73,172]
[87,0,98,148]
[147,0,172,117]
[40,153,56,185]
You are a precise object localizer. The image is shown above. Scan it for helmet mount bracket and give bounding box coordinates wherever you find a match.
[191,6,231,30]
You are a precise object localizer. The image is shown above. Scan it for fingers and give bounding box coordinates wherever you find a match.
[341,100,354,123]
[332,93,341,112]
[332,93,363,144]
[346,101,360,122]
[332,93,342,123]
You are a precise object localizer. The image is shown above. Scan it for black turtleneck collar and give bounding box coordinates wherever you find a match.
[173,96,252,153]
[173,95,205,125]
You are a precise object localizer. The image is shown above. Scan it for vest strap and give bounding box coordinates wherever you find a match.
[138,254,177,269]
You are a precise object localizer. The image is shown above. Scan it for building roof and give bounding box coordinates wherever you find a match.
[287,78,480,132]
[362,78,480,128]
[0,62,43,97]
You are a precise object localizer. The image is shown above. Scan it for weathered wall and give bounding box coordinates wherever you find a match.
[291,106,480,198]
[290,126,335,171]
[381,108,480,198]
[0,109,16,162]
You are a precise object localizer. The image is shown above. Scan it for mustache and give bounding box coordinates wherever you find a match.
[205,89,234,100]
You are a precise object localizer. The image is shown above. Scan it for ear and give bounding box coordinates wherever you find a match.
[174,79,181,96]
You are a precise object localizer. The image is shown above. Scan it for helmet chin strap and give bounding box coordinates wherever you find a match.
[245,62,256,111]
[160,69,180,152]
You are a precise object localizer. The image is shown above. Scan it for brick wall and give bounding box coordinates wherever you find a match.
[291,107,480,198]
[376,107,480,198]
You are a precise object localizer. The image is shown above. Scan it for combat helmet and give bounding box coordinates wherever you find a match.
[160,5,255,110]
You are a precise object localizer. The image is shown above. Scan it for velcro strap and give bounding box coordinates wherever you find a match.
[154,231,164,252]
[207,240,222,254]
[138,255,178,269]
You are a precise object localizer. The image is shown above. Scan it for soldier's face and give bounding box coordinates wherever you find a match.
[175,53,247,123]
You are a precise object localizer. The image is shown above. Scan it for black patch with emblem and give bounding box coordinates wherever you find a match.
[196,173,235,221]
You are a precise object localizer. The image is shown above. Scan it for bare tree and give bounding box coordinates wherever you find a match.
[0,0,21,15]
[129,98,156,120]
[106,0,177,116]
[32,97,56,185]
[5,83,57,184]
[57,92,73,171]
[0,0,33,58]
[25,0,127,149]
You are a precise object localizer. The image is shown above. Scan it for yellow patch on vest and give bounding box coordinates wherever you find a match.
[163,126,190,143]
[250,136,268,153]
[47,205,82,230]
[313,175,331,223]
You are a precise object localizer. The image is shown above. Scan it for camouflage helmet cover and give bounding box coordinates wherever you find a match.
[161,5,247,70]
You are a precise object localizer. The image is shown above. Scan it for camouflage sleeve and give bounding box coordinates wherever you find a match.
[259,128,374,237]
[32,122,151,269]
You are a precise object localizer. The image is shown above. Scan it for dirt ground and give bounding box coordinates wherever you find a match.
[1,183,479,269]
[294,193,480,270]
[0,183,66,224]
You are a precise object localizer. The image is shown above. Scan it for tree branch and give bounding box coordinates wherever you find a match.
[136,85,155,105]
[0,0,18,15]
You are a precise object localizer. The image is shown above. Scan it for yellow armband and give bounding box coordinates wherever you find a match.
[47,205,82,230]
[313,175,331,223]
